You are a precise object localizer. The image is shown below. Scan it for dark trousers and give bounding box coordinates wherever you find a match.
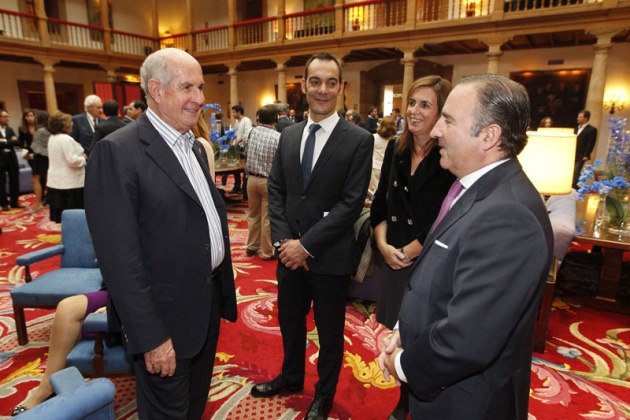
[573,158,586,189]
[0,154,20,206]
[133,281,222,419]
[276,265,348,399]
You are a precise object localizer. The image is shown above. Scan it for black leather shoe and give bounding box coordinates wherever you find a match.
[11,203,26,209]
[306,397,333,420]
[246,248,258,257]
[251,376,303,398]
[229,187,242,194]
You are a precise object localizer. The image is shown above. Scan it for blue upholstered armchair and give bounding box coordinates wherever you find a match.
[11,209,103,345]
[15,366,116,419]
[67,312,134,377]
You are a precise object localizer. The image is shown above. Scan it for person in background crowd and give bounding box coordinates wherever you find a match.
[289,108,297,122]
[28,110,51,213]
[379,74,553,420]
[126,100,147,122]
[18,109,36,170]
[90,99,125,150]
[251,52,373,420]
[46,111,87,223]
[572,109,597,188]
[70,94,103,155]
[85,48,237,419]
[364,105,379,134]
[0,110,25,211]
[368,115,398,201]
[539,116,553,128]
[243,104,280,260]
[275,102,294,133]
[122,105,131,123]
[371,76,455,420]
[226,104,252,194]
[192,112,216,179]
[391,107,404,133]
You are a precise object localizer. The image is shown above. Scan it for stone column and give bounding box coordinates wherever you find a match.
[35,57,59,113]
[401,50,417,107]
[185,0,193,52]
[277,0,286,44]
[228,0,236,49]
[34,0,49,47]
[275,60,288,103]
[480,36,511,74]
[228,64,239,125]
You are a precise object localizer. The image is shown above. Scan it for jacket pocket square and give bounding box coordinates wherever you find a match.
[434,240,449,249]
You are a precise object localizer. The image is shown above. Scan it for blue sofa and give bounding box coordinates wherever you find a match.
[3,151,33,195]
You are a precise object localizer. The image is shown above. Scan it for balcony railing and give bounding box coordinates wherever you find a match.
[193,25,229,52]
[0,9,39,41]
[111,29,157,56]
[344,0,406,32]
[235,16,277,46]
[47,17,104,50]
[0,0,608,59]
[285,6,335,40]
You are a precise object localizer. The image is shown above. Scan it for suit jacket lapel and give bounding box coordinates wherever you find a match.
[287,121,307,188]
[139,117,203,208]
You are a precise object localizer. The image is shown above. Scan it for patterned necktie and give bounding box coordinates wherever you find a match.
[301,123,321,187]
[431,180,464,232]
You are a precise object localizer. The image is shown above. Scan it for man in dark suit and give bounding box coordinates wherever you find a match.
[85,48,237,419]
[90,99,125,150]
[71,94,103,156]
[572,109,597,188]
[379,74,553,420]
[251,53,373,420]
[0,110,25,211]
[274,102,294,133]
[364,105,379,133]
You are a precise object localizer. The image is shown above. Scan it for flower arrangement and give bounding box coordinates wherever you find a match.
[576,117,630,231]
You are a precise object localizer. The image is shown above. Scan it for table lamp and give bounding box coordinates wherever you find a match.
[537,127,575,135]
[519,131,577,195]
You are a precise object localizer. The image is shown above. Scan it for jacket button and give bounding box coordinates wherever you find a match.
[407,219,413,225]
[301,195,307,200]
[204,243,210,251]
[393,180,398,187]
[404,186,409,192]
[391,216,397,222]
[205,276,212,284]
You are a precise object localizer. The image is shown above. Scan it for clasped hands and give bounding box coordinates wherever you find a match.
[378,329,404,385]
[144,338,176,377]
[278,239,309,271]
[380,243,413,271]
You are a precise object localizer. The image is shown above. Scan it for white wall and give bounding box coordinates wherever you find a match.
[113,0,154,34]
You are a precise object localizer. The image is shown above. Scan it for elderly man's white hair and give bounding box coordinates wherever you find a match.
[140,48,198,102]
[83,94,102,111]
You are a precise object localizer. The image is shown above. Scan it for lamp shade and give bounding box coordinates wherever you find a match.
[519,131,577,195]
[537,127,575,134]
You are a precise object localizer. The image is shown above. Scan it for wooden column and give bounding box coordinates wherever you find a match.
[35,57,59,113]
[228,64,239,125]
[401,50,417,107]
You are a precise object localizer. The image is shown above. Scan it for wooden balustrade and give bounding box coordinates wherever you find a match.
[192,26,229,52]
[234,16,277,46]
[111,29,157,56]
[504,0,601,13]
[47,17,104,50]
[160,32,188,50]
[0,9,39,41]
[343,0,406,32]
[284,7,335,40]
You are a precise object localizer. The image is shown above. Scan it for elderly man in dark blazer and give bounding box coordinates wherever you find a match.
[379,74,553,420]
[85,48,237,419]
[71,94,103,155]
[251,53,373,420]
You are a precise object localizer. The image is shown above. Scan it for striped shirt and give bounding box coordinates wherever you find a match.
[243,124,280,177]
[146,108,224,270]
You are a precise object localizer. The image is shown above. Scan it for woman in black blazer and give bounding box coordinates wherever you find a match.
[370,75,455,420]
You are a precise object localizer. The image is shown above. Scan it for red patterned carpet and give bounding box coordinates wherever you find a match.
[1,193,629,419]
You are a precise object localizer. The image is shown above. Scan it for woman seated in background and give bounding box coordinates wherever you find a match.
[370,75,455,420]
[11,290,108,416]
[46,111,87,223]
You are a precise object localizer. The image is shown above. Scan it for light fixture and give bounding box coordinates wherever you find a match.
[519,131,577,195]
[537,127,575,134]
[603,91,627,115]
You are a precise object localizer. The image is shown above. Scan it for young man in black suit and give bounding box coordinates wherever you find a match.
[572,109,598,188]
[85,48,237,419]
[251,53,373,420]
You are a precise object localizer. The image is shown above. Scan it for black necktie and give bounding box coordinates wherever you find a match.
[301,123,321,187]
